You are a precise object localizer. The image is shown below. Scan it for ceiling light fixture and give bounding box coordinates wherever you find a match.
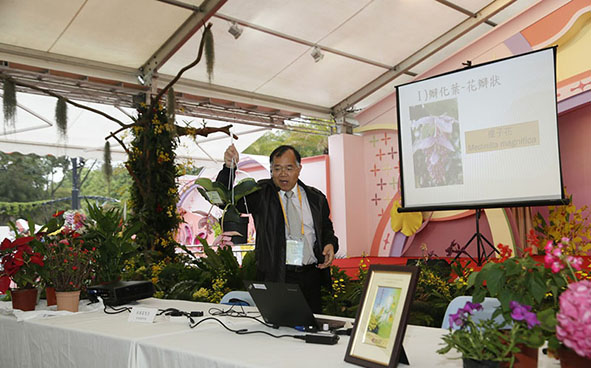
[228,22,243,39]
[311,46,324,63]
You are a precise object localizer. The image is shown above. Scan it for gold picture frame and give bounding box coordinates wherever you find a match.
[344,264,419,368]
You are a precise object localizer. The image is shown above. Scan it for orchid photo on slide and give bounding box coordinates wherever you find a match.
[410,98,463,188]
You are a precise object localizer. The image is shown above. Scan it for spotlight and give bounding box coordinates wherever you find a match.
[311,46,324,63]
[228,22,243,39]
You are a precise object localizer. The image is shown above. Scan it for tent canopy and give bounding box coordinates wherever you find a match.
[0,0,540,160]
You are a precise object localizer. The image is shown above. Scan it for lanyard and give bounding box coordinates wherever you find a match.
[278,185,305,236]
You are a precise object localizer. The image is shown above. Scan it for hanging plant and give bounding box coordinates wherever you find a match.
[167,87,176,123]
[204,25,215,83]
[3,79,17,129]
[103,141,113,194]
[55,97,68,138]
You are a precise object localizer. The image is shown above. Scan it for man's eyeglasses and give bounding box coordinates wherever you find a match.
[271,165,297,174]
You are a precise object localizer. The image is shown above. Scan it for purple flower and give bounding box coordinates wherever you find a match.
[510,301,540,329]
[449,302,483,328]
[464,302,483,313]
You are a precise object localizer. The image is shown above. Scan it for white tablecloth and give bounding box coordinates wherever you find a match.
[0,298,561,368]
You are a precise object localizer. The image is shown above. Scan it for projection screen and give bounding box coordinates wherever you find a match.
[396,47,564,212]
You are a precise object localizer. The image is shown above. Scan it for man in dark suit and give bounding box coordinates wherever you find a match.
[216,144,338,313]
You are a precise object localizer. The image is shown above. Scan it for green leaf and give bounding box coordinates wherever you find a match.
[233,178,259,201]
[484,268,505,296]
[528,273,547,303]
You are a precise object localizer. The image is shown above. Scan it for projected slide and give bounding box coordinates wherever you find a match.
[396,48,563,211]
[410,98,463,188]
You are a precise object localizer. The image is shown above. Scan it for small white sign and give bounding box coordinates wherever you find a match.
[206,191,224,205]
[128,307,157,323]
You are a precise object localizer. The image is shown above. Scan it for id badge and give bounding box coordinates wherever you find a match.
[286,239,304,266]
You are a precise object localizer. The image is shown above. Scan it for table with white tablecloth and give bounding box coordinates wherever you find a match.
[0,298,561,368]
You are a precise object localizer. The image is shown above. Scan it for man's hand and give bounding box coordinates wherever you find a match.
[317,244,335,269]
[224,144,239,168]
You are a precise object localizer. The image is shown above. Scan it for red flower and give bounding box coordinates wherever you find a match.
[0,276,11,293]
[72,266,78,271]
[63,259,68,263]
[13,250,25,266]
[0,238,13,250]
[53,210,65,218]
[30,253,44,267]
[156,204,163,213]
[527,229,540,248]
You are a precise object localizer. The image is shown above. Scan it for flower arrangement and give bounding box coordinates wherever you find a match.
[0,236,44,293]
[437,301,513,364]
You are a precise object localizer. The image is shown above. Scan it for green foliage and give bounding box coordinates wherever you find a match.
[3,79,16,126]
[55,97,68,138]
[194,177,259,224]
[438,317,515,363]
[321,257,369,317]
[127,103,182,258]
[468,253,568,351]
[83,202,140,283]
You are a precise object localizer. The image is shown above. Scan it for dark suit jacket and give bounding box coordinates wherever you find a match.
[216,166,339,284]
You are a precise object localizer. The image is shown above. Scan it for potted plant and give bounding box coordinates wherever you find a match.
[0,235,45,311]
[43,210,97,312]
[83,202,140,284]
[437,301,514,367]
[194,177,259,244]
[540,239,590,367]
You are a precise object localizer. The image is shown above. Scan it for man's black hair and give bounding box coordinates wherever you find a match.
[269,145,301,165]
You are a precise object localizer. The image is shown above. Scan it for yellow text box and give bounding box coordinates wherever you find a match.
[465,121,540,154]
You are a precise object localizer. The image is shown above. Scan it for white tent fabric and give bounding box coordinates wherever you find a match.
[0,0,542,159]
[0,92,266,167]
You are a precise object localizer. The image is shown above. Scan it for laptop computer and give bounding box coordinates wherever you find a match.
[245,281,346,332]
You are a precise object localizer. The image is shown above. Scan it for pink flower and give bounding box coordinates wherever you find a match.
[544,241,554,253]
[567,256,583,271]
[551,261,564,273]
[556,280,591,358]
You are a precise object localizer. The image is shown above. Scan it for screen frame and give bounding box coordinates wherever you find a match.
[395,47,566,213]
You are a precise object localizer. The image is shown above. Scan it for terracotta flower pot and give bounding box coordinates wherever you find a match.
[558,347,591,368]
[500,344,538,368]
[55,290,81,312]
[11,288,38,311]
[46,287,57,306]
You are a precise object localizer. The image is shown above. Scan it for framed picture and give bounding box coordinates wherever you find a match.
[344,264,419,368]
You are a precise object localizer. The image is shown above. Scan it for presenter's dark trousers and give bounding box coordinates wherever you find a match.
[285,264,322,313]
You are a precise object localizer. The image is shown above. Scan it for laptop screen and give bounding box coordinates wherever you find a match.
[245,281,319,330]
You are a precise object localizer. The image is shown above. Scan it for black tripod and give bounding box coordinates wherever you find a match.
[453,209,499,265]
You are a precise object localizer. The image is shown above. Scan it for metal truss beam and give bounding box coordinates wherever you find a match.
[331,0,516,118]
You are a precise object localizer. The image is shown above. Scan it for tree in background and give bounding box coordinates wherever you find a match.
[0,151,131,225]
[0,152,71,202]
[243,123,329,157]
